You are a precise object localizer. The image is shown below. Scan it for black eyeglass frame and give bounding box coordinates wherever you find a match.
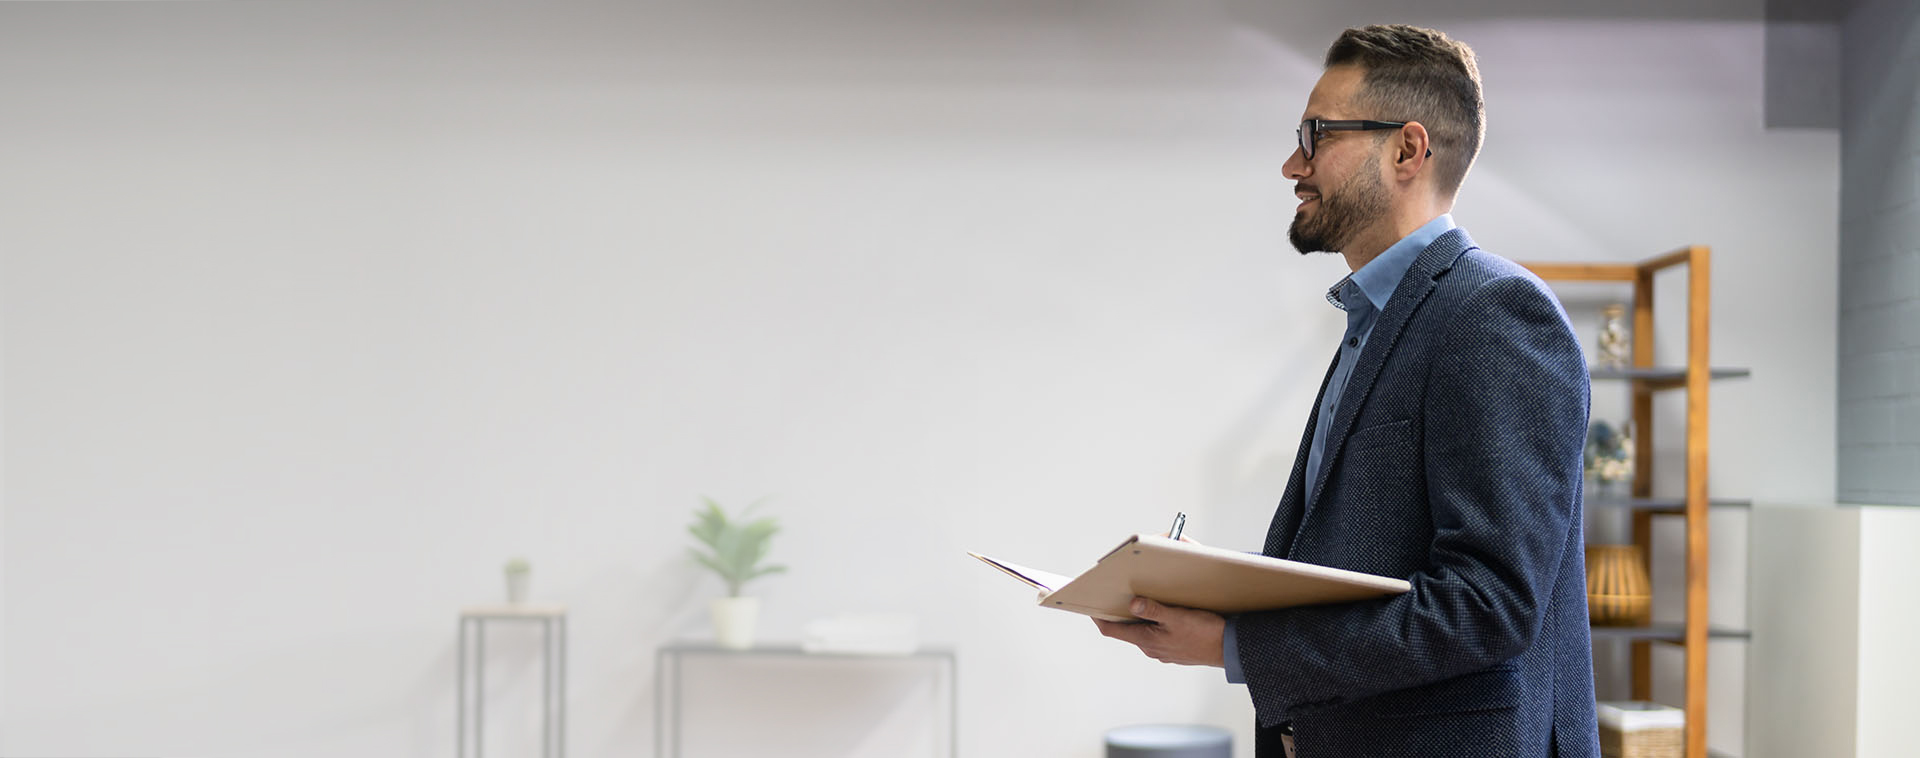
[1296,119,1431,160]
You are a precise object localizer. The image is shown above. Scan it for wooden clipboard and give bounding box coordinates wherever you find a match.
[971,534,1411,622]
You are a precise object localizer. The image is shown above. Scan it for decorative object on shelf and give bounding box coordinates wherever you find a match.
[1597,701,1683,758]
[1586,544,1652,626]
[1596,303,1631,369]
[801,612,920,656]
[504,557,531,604]
[687,497,786,650]
[1584,419,1634,491]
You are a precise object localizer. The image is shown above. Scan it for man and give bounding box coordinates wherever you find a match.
[1094,25,1599,758]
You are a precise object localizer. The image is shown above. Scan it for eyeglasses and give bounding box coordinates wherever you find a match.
[1296,119,1429,160]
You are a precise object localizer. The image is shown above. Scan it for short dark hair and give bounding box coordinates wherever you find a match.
[1324,25,1484,196]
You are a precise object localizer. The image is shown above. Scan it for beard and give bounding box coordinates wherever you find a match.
[1289,161,1389,255]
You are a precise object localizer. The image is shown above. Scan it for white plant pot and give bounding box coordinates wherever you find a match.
[711,596,760,650]
[505,572,530,604]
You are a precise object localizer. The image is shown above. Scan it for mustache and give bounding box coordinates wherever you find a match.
[1294,184,1320,195]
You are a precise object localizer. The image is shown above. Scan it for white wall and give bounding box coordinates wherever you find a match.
[1853,507,1920,758]
[0,2,1836,757]
[1749,505,1920,758]
[1749,505,1859,758]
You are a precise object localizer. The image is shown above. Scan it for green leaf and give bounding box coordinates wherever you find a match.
[689,549,730,578]
[747,565,787,582]
[688,501,726,548]
[685,496,782,592]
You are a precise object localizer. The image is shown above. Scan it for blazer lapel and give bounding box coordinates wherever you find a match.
[1293,229,1478,544]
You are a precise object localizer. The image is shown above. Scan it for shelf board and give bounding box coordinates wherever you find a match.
[1584,496,1752,512]
[1588,366,1751,389]
[1589,625,1751,642]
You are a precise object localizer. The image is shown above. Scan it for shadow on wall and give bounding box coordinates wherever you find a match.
[586,556,712,758]
[9,622,464,758]
[40,557,718,758]
[8,552,716,758]
[669,656,946,757]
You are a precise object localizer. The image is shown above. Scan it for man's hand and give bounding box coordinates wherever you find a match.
[1093,597,1227,667]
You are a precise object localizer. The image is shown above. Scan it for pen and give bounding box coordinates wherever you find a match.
[1169,511,1186,541]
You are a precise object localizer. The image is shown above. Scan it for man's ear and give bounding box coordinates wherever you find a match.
[1393,121,1431,180]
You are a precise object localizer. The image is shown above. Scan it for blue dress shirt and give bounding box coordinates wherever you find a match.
[1223,214,1456,684]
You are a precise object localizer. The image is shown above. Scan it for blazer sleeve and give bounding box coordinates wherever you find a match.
[1233,274,1590,720]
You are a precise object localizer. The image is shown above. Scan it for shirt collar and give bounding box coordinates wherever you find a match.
[1326,214,1455,312]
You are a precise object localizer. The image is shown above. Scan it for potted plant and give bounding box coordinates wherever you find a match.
[504,557,531,604]
[687,497,786,649]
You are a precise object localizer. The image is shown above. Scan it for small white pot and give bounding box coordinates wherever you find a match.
[711,596,760,650]
[505,572,530,604]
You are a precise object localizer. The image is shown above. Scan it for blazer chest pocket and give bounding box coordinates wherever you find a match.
[1345,418,1412,455]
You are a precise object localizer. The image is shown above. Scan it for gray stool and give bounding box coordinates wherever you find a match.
[1105,724,1232,758]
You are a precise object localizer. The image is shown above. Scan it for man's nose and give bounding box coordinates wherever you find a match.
[1283,147,1310,180]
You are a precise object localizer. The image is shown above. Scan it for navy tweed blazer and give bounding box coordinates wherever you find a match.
[1235,228,1600,758]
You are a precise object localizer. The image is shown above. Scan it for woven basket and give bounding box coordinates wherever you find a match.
[1600,721,1683,758]
[1586,544,1651,626]
[1598,701,1683,758]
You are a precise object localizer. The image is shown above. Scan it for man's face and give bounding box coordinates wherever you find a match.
[1286,65,1391,255]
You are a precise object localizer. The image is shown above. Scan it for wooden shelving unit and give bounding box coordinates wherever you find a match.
[1522,247,1748,758]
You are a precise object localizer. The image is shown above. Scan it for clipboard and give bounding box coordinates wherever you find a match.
[970,534,1411,622]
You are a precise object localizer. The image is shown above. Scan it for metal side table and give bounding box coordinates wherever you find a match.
[654,642,958,758]
[458,605,568,758]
